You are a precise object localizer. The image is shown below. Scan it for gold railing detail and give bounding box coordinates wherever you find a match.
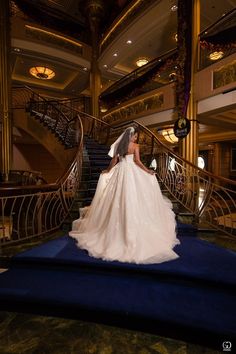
[1,89,236,246]
[213,60,236,89]
[0,87,112,245]
[102,92,164,124]
[100,121,236,237]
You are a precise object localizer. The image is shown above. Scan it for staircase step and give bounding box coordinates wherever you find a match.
[91,166,108,173]
[89,155,111,160]
[86,146,109,152]
[89,181,98,189]
[90,160,110,166]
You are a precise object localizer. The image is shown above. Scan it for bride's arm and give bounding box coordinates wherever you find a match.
[102,155,119,173]
[134,145,154,175]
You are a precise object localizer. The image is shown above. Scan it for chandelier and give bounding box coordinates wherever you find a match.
[29,66,55,80]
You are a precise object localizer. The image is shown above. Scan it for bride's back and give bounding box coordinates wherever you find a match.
[127,142,138,155]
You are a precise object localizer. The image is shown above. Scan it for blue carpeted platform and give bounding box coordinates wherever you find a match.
[12,233,236,287]
[0,233,235,348]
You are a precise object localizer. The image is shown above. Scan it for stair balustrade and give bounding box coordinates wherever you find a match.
[1,88,236,247]
[85,120,236,237]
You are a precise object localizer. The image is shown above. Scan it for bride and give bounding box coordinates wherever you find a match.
[69,126,180,264]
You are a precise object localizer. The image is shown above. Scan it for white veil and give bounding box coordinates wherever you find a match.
[108,126,135,157]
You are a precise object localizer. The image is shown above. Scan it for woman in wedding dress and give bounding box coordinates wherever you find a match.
[69,126,180,264]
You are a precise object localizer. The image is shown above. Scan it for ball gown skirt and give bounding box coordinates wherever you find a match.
[69,154,180,264]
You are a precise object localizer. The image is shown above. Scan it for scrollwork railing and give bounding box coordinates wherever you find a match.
[0,102,84,245]
[136,123,236,236]
[2,88,235,246]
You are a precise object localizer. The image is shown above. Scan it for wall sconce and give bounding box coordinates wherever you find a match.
[100,107,108,113]
[29,66,55,80]
[160,128,178,143]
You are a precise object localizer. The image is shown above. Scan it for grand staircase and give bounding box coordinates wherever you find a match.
[63,137,111,230]
[63,136,198,234]
[0,85,233,248]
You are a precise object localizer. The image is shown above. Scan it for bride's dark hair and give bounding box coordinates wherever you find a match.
[115,125,139,157]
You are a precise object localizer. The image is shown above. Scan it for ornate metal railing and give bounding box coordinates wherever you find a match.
[0,150,83,245]
[0,92,85,245]
[50,107,236,237]
[0,88,113,246]
[199,8,236,70]
[12,86,81,148]
[9,170,47,186]
[100,49,177,109]
[87,120,236,237]
[137,123,236,236]
[1,88,236,246]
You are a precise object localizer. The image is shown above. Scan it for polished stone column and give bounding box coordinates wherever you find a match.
[0,0,12,182]
[86,0,104,118]
[180,0,200,166]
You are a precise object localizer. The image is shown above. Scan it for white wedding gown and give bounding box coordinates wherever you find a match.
[69,154,180,264]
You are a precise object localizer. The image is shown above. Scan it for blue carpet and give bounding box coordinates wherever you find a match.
[12,234,236,287]
[0,234,235,347]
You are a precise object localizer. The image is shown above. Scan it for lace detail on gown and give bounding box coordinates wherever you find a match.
[69,154,180,264]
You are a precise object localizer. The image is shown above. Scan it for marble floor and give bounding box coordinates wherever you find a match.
[0,311,221,354]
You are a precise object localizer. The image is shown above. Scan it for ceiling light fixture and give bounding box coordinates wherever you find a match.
[136,57,149,67]
[126,40,132,44]
[29,66,55,80]
[174,33,178,42]
[103,64,108,68]
[209,51,224,61]
[113,53,118,57]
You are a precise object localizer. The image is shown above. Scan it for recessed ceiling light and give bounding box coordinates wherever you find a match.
[14,48,21,52]
[136,58,149,67]
[103,64,108,68]
[171,5,178,11]
[126,40,132,44]
[209,51,224,61]
[113,53,118,57]
[83,67,88,71]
